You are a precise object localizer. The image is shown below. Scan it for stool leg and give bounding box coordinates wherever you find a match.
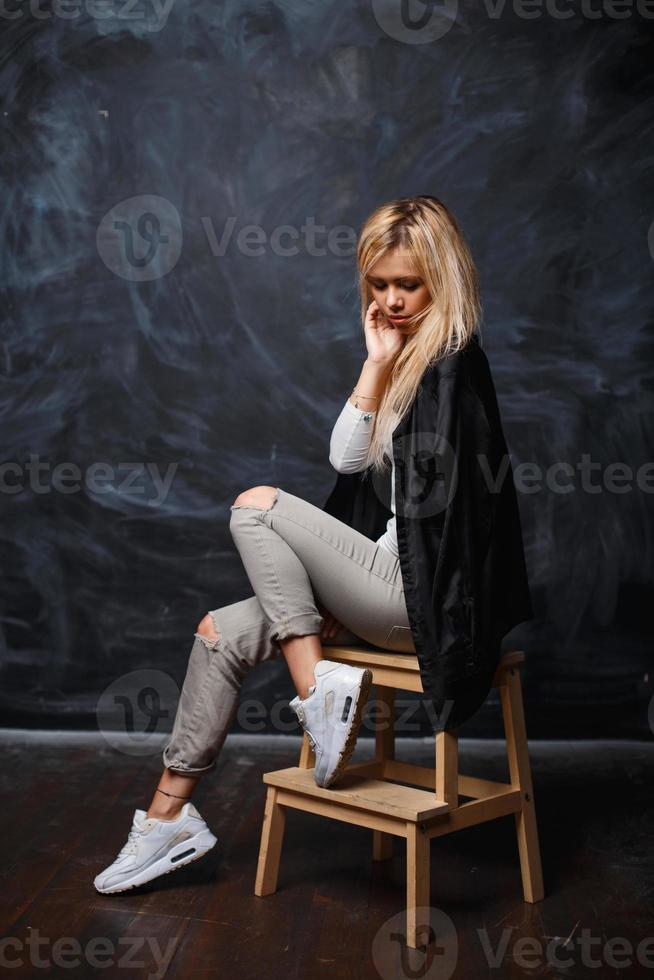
[374,686,395,762]
[500,667,545,903]
[435,730,459,807]
[298,732,315,769]
[254,787,286,897]
[373,832,394,861]
[373,686,395,861]
[406,822,431,949]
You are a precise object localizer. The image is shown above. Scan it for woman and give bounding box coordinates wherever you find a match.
[93,196,484,895]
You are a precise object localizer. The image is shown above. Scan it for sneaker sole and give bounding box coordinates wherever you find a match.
[318,667,373,788]
[94,828,218,894]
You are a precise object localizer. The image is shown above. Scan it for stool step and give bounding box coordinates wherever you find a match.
[263,766,450,822]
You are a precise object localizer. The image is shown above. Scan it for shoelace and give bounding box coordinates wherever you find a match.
[118,822,152,857]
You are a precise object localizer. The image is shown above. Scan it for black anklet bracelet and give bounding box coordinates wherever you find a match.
[156,788,192,800]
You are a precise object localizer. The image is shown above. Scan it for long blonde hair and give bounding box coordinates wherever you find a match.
[357,196,481,472]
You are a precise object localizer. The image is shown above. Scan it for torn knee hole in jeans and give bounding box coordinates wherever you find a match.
[195,612,221,651]
[195,630,220,651]
[230,486,280,512]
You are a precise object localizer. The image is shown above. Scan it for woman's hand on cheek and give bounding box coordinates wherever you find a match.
[364,300,407,364]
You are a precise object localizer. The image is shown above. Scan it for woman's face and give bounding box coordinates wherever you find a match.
[365,251,431,335]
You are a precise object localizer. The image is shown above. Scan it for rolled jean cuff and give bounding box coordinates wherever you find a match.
[271,612,324,643]
[161,746,218,775]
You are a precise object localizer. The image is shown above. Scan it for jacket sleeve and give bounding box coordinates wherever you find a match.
[424,370,483,677]
[393,367,473,706]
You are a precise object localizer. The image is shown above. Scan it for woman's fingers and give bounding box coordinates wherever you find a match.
[319,608,343,639]
[328,615,342,638]
[320,611,333,638]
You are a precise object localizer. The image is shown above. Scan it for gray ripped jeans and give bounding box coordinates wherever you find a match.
[162,486,415,775]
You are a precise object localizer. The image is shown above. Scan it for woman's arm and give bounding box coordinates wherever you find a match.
[329,298,404,472]
[346,358,393,411]
[329,359,393,473]
[328,399,375,473]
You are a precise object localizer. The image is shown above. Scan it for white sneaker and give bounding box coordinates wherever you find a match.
[289,659,373,788]
[93,801,218,894]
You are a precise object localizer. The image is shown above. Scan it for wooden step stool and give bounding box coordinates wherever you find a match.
[254,647,544,949]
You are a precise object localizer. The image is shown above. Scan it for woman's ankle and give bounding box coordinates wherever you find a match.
[148,768,201,820]
[146,798,186,821]
[146,785,194,821]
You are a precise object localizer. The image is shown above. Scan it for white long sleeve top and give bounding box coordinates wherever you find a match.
[328,399,398,557]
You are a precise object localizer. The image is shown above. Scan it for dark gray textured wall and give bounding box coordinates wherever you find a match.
[1,1,652,739]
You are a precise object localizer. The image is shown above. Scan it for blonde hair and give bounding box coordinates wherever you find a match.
[357,195,481,472]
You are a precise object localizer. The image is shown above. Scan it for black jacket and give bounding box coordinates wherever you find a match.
[321,333,534,731]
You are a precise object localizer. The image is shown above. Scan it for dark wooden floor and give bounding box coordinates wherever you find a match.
[0,731,652,979]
